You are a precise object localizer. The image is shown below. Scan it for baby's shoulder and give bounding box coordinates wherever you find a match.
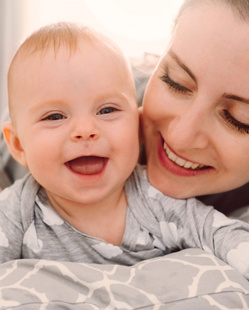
[0,174,39,222]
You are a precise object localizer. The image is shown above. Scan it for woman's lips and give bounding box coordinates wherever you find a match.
[158,137,213,176]
[66,156,108,175]
[163,142,206,170]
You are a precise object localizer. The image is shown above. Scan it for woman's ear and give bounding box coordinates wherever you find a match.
[2,122,28,167]
[138,106,144,144]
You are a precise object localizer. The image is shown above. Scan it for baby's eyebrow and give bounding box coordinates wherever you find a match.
[168,50,197,84]
[222,93,249,105]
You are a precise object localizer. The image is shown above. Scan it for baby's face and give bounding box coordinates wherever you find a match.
[9,42,139,206]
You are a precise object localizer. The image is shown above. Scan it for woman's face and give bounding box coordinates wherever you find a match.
[142,4,249,198]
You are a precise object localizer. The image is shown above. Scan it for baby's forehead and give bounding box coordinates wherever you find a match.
[10,38,135,96]
[14,36,127,70]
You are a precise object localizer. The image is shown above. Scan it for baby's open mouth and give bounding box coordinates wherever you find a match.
[66,156,108,175]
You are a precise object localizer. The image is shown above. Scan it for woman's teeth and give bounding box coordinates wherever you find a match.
[163,143,204,170]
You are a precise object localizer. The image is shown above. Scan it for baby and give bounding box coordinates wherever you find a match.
[1,22,249,280]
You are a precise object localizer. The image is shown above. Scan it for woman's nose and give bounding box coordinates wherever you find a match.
[70,117,100,141]
[167,106,210,150]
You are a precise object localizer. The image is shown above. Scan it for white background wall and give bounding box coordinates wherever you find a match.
[0,0,184,118]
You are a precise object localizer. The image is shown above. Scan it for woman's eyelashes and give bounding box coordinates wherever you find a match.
[160,67,249,135]
[222,109,249,134]
[159,72,190,95]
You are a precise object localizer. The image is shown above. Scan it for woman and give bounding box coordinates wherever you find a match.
[142,0,249,214]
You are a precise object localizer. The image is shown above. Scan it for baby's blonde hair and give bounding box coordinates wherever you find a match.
[10,22,123,59]
[8,22,133,120]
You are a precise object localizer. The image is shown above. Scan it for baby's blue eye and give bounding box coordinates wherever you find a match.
[43,113,65,121]
[98,107,116,115]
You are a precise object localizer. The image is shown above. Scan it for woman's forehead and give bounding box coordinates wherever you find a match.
[170,4,249,64]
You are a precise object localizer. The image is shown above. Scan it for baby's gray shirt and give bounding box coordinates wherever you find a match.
[0,164,249,279]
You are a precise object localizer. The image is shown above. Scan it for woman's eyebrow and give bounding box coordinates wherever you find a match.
[222,93,249,104]
[168,50,197,83]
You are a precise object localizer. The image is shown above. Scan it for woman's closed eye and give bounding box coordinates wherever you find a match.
[160,73,191,95]
[222,109,249,134]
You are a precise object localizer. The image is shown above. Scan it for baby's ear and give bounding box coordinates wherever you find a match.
[2,122,28,167]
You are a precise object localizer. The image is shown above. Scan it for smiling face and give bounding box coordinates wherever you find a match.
[4,41,139,208]
[142,3,249,198]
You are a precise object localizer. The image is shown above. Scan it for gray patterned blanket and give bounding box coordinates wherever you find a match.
[0,248,249,309]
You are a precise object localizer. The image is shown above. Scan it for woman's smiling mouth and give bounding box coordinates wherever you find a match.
[163,142,206,170]
[157,136,213,177]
